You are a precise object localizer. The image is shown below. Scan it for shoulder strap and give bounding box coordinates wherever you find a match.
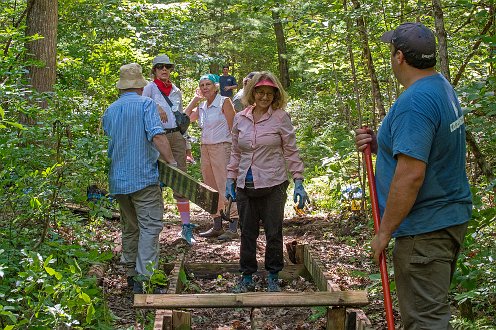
[154,82,174,108]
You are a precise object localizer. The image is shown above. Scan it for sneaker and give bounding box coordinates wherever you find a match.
[153,286,167,294]
[217,230,239,241]
[180,223,196,245]
[232,276,255,293]
[127,276,135,288]
[133,280,144,294]
[267,274,281,292]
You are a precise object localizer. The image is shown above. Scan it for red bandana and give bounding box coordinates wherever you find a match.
[154,78,172,96]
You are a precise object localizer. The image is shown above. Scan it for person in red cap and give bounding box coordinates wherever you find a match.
[355,22,471,328]
[226,71,309,293]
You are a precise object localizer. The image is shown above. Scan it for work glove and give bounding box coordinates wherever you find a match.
[293,179,309,210]
[225,178,236,202]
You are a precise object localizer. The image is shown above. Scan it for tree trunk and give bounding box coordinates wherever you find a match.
[432,0,450,81]
[452,5,494,86]
[271,8,290,88]
[25,0,58,112]
[351,0,386,120]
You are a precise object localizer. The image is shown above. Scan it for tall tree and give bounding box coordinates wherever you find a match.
[351,0,386,120]
[432,0,450,81]
[272,7,290,88]
[25,0,57,111]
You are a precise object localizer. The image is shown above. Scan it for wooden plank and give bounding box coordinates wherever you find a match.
[154,310,172,330]
[327,307,346,330]
[154,254,190,330]
[172,310,191,330]
[303,244,342,292]
[158,160,218,214]
[134,291,368,309]
[184,262,308,281]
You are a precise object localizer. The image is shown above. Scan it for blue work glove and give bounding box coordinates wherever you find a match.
[225,178,236,202]
[293,179,309,209]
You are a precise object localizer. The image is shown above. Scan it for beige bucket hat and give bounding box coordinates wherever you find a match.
[116,63,148,89]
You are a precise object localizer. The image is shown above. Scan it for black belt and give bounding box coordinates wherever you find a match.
[165,127,181,134]
[244,181,254,189]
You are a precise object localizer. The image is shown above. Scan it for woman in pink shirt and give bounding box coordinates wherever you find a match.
[225,71,309,293]
[184,74,239,241]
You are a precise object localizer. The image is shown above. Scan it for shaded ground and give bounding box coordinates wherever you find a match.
[101,204,399,329]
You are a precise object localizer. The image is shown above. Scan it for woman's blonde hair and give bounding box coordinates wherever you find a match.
[241,71,288,110]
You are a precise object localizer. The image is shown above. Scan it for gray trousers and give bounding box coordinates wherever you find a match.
[393,222,468,330]
[115,184,164,277]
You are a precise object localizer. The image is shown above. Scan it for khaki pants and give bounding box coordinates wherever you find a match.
[393,222,468,330]
[115,185,164,277]
[200,142,238,218]
[166,131,186,199]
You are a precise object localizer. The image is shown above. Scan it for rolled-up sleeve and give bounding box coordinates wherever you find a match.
[143,98,165,141]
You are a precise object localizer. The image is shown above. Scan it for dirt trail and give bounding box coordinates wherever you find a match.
[103,206,395,329]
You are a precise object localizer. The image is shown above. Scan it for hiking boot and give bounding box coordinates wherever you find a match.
[198,227,224,238]
[180,223,196,245]
[267,274,281,292]
[217,230,239,241]
[232,276,255,293]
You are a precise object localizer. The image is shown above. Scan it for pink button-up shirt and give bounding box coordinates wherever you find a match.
[227,105,304,189]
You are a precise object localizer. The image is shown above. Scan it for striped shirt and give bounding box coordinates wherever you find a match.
[103,92,165,194]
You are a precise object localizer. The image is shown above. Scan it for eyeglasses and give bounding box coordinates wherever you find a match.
[154,64,173,70]
[255,91,275,98]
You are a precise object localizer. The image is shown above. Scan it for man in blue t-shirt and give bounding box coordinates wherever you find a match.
[103,63,176,293]
[355,23,472,329]
[219,65,238,98]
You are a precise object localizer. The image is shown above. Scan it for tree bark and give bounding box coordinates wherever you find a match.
[272,8,290,88]
[432,0,450,81]
[25,0,58,110]
[351,0,386,120]
[452,5,494,86]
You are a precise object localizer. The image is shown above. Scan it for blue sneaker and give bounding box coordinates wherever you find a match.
[232,275,255,293]
[267,273,281,292]
[181,223,196,245]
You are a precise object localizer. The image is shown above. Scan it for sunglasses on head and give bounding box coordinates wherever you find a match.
[154,63,173,70]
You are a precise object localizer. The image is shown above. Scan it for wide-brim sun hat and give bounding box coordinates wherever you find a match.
[116,63,148,89]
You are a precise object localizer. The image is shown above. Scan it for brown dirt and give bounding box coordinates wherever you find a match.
[102,205,399,329]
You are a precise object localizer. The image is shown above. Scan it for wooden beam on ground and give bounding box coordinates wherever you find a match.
[184,262,308,281]
[135,291,368,309]
[327,307,346,330]
[153,253,191,330]
[303,244,340,292]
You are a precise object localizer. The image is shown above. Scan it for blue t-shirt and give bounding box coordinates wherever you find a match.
[376,73,472,237]
[103,92,165,195]
[219,75,237,97]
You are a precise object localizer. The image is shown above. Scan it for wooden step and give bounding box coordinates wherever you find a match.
[135,290,368,309]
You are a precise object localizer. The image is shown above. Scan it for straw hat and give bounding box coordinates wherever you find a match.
[116,63,148,89]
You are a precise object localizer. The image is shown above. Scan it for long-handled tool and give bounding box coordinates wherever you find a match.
[363,143,395,330]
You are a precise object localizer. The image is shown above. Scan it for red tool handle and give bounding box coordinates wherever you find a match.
[364,143,396,330]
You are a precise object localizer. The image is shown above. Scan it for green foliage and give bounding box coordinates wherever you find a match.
[451,184,496,326]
